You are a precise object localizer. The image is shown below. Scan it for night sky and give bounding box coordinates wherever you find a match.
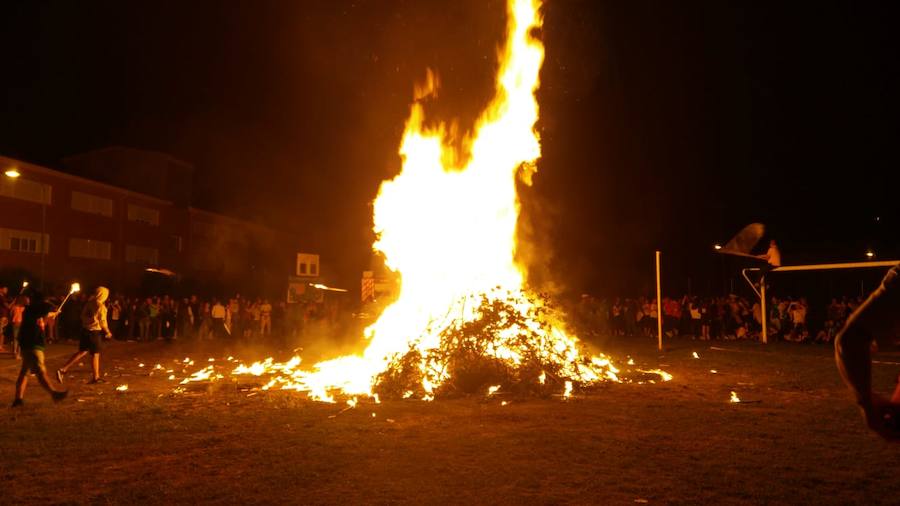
[2,0,897,297]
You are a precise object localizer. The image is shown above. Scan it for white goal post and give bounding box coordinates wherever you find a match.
[742,260,899,343]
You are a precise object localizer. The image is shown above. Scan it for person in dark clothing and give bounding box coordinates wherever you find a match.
[12,290,68,407]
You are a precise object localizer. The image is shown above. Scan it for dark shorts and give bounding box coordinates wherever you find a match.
[79,330,104,354]
[21,348,47,374]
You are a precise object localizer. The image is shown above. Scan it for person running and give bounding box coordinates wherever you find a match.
[12,289,68,407]
[835,263,900,440]
[57,286,112,384]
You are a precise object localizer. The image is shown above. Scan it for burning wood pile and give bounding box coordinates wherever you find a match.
[374,290,621,400]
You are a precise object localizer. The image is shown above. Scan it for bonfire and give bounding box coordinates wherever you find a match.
[186,0,670,402]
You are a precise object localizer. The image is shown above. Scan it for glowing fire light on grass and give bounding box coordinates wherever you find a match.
[180,366,222,385]
[116,385,128,392]
[198,0,669,402]
[730,391,741,403]
[638,369,673,382]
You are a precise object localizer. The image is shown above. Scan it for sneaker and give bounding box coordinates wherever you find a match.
[52,390,68,402]
[56,370,65,383]
[11,398,24,408]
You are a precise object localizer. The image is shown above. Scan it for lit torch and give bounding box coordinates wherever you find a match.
[56,282,81,312]
[309,283,348,293]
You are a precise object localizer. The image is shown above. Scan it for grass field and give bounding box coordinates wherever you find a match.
[1,335,898,505]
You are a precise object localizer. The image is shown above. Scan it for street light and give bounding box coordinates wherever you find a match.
[713,244,723,250]
[866,250,875,259]
[5,168,47,290]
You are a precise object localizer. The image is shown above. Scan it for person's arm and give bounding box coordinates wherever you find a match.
[100,305,112,338]
[835,265,900,440]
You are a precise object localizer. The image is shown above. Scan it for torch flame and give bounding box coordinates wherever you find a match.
[730,391,741,403]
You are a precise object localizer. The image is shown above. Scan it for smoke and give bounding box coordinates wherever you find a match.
[516,172,566,296]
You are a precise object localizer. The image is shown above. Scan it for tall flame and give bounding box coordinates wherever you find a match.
[229,0,645,403]
[298,0,551,400]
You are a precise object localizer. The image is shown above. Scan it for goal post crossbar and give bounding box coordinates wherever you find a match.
[770,260,898,272]
[740,260,898,343]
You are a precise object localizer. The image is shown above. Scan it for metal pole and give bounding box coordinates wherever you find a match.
[760,274,767,344]
[656,250,663,352]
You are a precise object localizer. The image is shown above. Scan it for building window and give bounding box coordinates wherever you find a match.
[169,235,183,252]
[125,245,159,265]
[69,238,112,260]
[127,204,159,226]
[0,177,52,205]
[296,253,320,277]
[71,191,113,217]
[0,227,48,254]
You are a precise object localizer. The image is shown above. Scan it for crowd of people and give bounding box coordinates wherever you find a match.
[575,293,865,344]
[2,284,867,354]
[0,287,341,354]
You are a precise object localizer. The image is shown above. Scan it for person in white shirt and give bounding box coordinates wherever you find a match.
[211,299,227,338]
[759,239,782,268]
[259,300,273,336]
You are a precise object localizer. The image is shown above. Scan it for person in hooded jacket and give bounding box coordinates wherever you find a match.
[57,286,112,384]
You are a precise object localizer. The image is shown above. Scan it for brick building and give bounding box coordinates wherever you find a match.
[0,151,315,297]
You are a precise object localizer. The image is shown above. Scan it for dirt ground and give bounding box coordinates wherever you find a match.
[1,335,898,505]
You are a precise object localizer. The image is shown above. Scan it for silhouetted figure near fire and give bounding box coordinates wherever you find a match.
[835,263,900,440]
[12,289,68,407]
